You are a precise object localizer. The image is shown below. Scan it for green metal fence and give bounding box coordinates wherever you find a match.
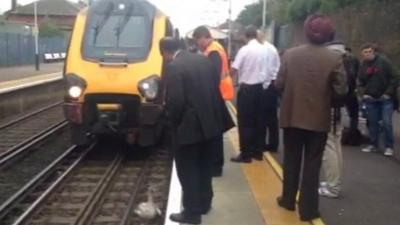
[0,32,68,67]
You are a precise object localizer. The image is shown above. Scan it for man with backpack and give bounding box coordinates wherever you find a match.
[319,41,347,198]
[342,47,363,145]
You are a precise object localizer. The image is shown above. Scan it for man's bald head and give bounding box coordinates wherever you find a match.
[257,29,266,43]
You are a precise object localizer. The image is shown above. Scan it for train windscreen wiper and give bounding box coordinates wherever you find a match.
[114,3,134,47]
[92,1,114,45]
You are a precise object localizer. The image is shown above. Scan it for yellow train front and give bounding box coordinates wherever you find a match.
[63,0,174,146]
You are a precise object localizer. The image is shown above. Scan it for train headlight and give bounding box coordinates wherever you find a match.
[138,75,160,101]
[65,73,87,100]
[68,86,83,98]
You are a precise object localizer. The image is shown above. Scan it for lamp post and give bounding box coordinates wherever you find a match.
[34,1,40,71]
[227,0,232,58]
[262,0,267,30]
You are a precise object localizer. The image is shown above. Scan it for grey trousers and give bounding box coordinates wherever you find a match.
[321,122,343,195]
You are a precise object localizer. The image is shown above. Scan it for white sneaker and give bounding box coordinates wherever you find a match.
[320,182,328,187]
[384,148,394,156]
[318,187,339,198]
[362,145,377,153]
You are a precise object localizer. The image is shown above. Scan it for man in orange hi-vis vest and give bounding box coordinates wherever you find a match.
[193,26,235,177]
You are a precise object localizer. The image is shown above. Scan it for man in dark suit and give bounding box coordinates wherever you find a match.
[160,38,233,224]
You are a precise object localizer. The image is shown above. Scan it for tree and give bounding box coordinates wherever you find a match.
[39,20,63,37]
[287,0,321,21]
[237,0,378,24]
[236,1,271,27]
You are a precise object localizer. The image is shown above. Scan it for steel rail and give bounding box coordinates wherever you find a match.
[73,153,124,225]
[120,158,151,225]
[0,101,62,130]
[12,142,97,225]
[0,145,78,221]
[0,120,68,169]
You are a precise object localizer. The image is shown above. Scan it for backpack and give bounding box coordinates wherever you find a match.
[341,127,361,146]
[343,54,359,93]
[341,127,370,146]
[331,93,347,108]
[331,54,357,108]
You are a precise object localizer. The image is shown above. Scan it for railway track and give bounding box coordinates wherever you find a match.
[0,143,94,223]
[4,144,172,225]
[0,102,67,169]
[0,101,173,225]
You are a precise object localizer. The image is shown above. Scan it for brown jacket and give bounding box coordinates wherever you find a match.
[276,44,347,132]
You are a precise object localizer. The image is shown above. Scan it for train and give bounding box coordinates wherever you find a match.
[63,0,175,146]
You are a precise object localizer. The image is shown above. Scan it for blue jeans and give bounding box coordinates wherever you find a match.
[365,98,394,148]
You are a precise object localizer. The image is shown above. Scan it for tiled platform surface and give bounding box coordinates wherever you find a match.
[201,134,266,225]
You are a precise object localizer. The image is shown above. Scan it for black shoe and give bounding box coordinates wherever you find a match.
[300,212,321,221]
[277,197,295,211]
[230,154,252,163]
[169,212,201,224]
[265,145,278,152]
[200,206,212,215]
[252,152,263,161]
[212,168,223,177]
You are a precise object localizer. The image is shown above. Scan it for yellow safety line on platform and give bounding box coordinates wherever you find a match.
[227,129,309,225]
[226,101,327,225]
[265,153,283,179]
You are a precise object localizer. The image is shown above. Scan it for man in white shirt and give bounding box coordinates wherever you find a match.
[230,26,269,163]
[257,30,281,153]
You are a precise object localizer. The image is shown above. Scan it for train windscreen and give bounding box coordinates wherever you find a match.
[82,1,153,63]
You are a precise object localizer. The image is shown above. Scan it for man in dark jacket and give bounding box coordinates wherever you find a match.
[359,43,399,156]
[160,38,233,224]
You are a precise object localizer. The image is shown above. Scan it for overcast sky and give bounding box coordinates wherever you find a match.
[0,0,257,33]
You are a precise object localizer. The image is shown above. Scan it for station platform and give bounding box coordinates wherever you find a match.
[207,127,316,225]
[0,63,63,83]
[0,72,62,94]
[167,128,314,225]
[166,102,400,225]
[0,64,62,94]
[0,64,64,122]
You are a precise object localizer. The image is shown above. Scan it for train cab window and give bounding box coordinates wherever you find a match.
[83,1,154,63]
[87,15,147,48]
